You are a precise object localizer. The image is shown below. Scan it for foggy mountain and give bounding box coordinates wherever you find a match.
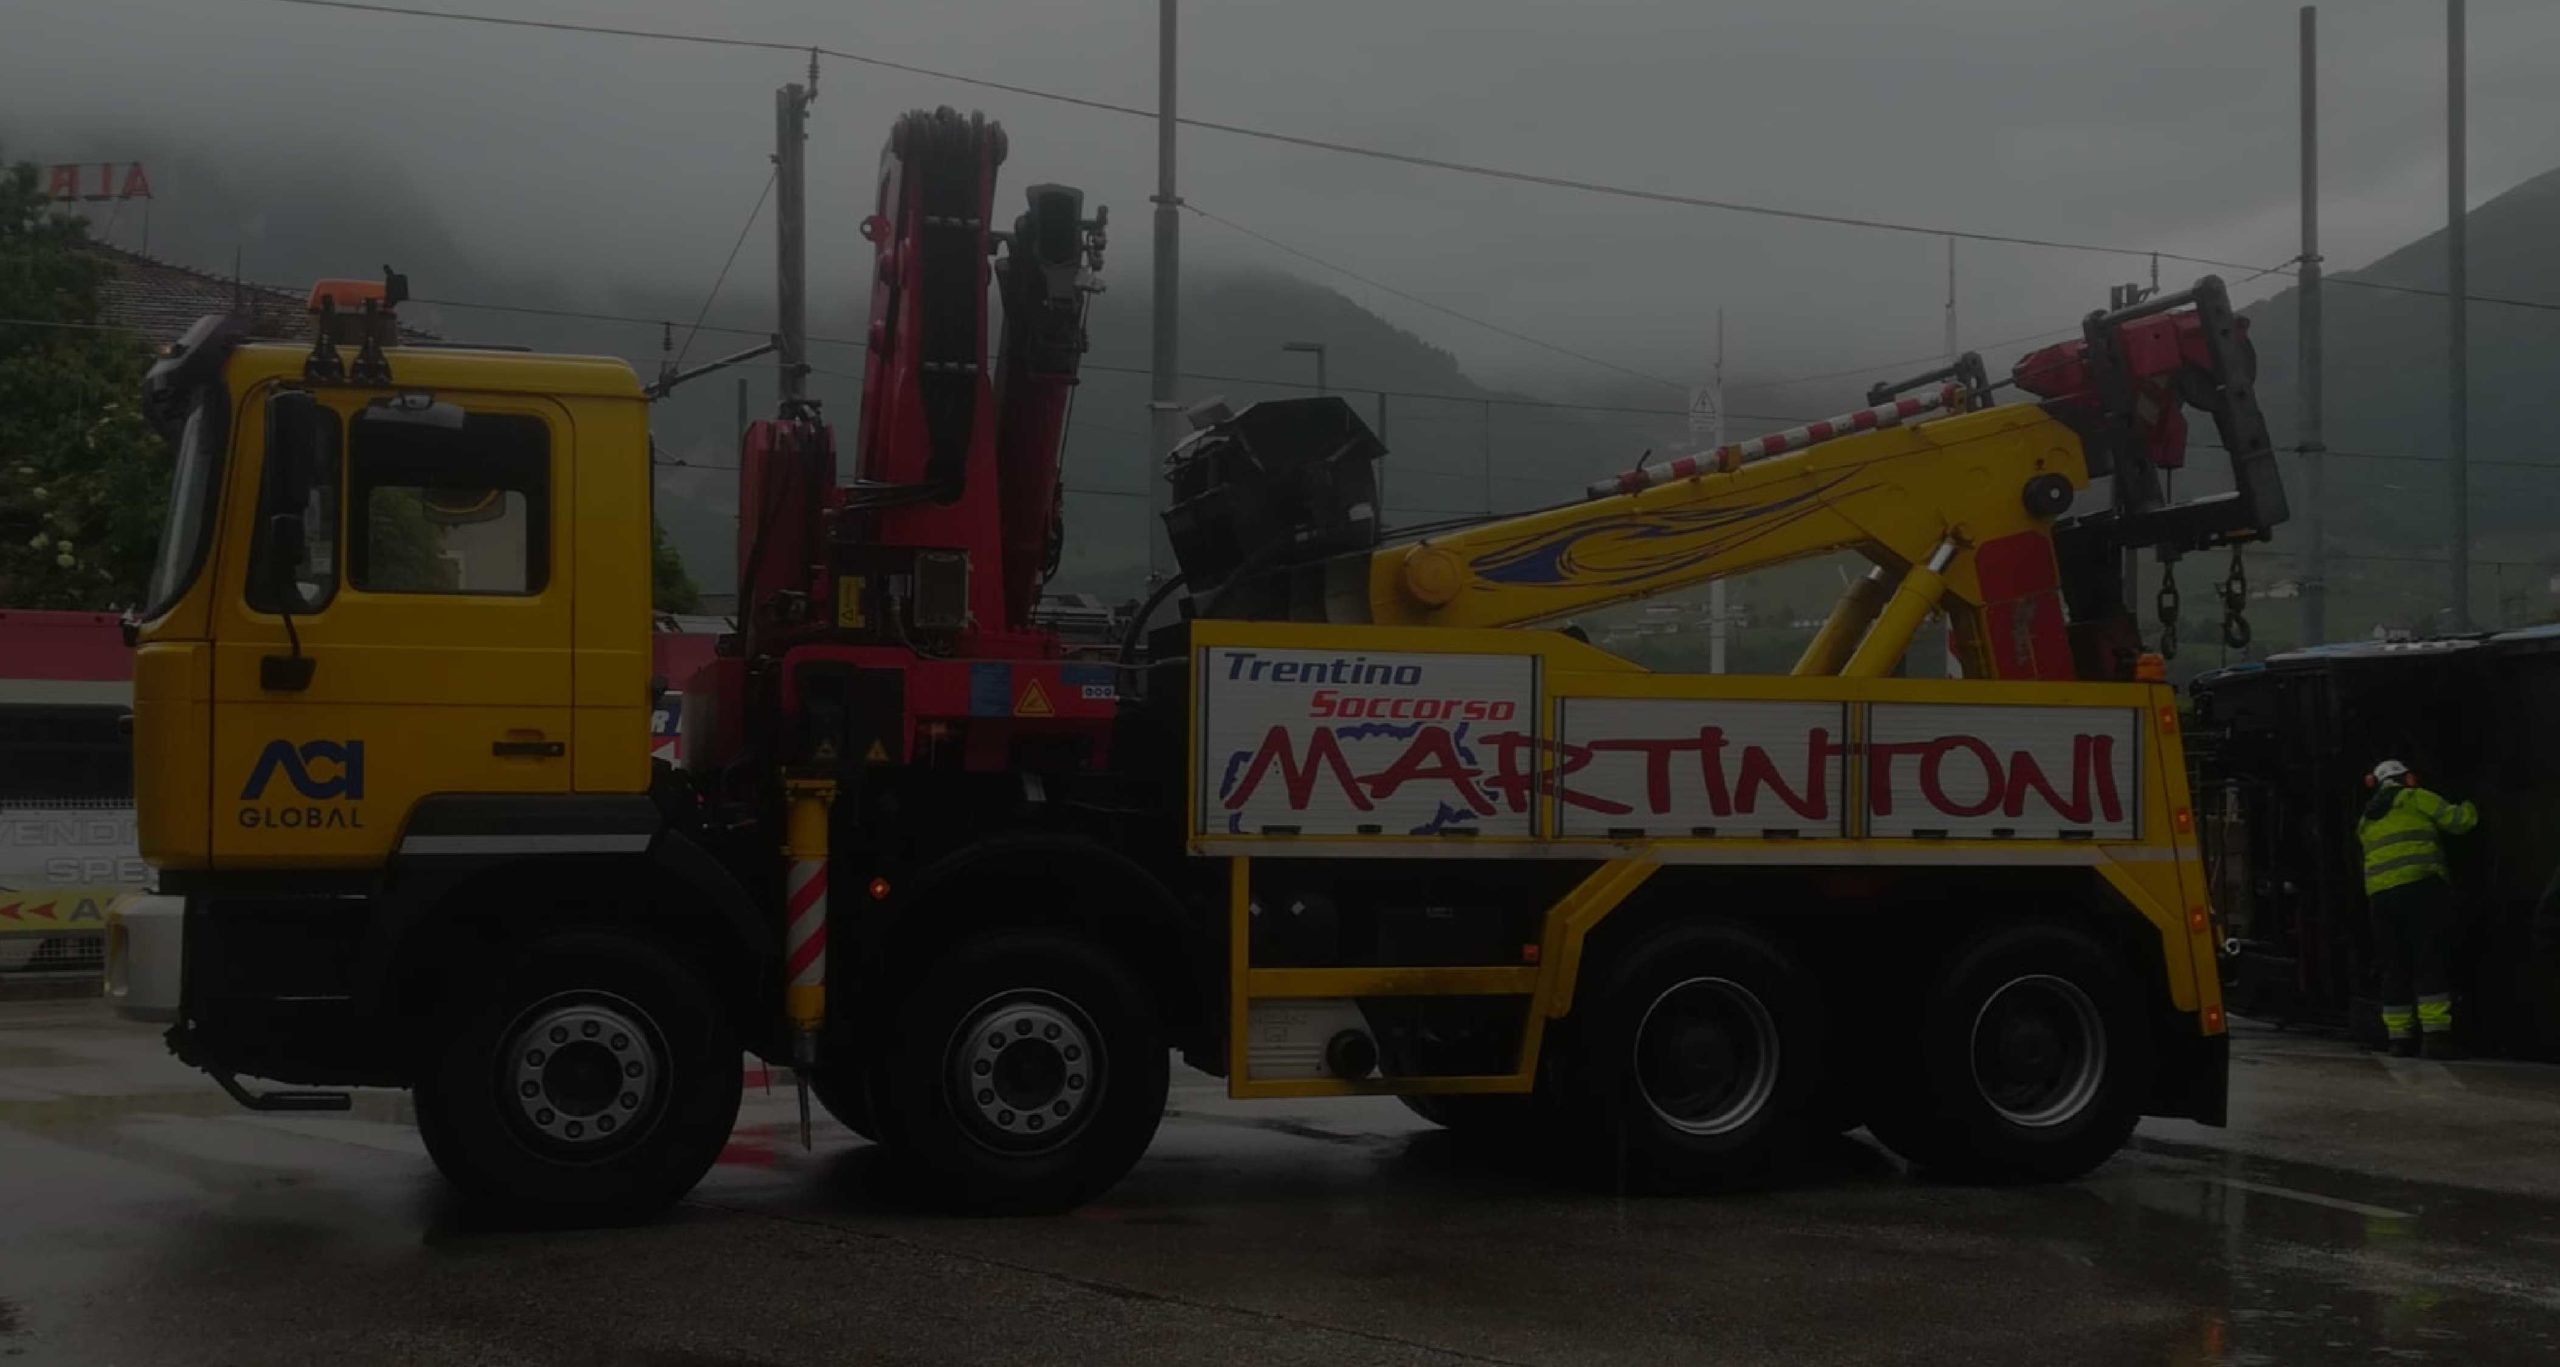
[2241,163,2560,633]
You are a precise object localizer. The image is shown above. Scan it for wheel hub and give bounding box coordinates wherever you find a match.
[504,995,661,1149]
[1969,974,2106,1129]
[949,992,1099,1153]
[1632,976,1780,1137]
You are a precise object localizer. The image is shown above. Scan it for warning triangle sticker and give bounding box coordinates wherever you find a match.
[1014,677,1054,717]
[864,741,891,764]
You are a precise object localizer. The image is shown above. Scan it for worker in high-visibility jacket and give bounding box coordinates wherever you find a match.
[2356,759,2479,1059]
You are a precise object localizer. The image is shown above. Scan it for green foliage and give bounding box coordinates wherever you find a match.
[651,518,700,613]
[362,487,465,592]
[0,157,166,608]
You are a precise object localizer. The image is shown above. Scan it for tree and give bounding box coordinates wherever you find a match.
[652,518,700,613]
[0,156,166,608]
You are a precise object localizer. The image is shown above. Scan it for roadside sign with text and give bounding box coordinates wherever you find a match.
[40,162,152,202]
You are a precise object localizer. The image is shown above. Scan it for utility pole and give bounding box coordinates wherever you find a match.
[775,77,811,404]
[1935,252,1955,680]
[1943,239,1959,363]
[1281,341,1327,394]
[1373,390,1389,528]
[1699,309,1729,674]
[1147,0,1183,581]
[2299,6,2328,647]
[2447,0,2471,629]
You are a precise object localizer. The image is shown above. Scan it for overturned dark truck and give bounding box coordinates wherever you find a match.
[2189,628,2560,1058]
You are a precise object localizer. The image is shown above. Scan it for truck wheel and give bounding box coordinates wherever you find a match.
[414,931,741,1223]
[1867,923,2151,1183]
[1559,922,1820,1191]
[880,931,1167,1214]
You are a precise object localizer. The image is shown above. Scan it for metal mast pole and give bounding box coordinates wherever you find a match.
[776,81,809,403]
[1708,309,1728,674]
[1943,239,1958,363]
[1943,246,1963,676]
[1147,0,1183,581]
[2299,6,2328,646]
[2447,0,2471,629]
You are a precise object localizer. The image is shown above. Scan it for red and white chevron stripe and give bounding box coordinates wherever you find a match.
[1587,384,1962,499]
[784,858,827,989]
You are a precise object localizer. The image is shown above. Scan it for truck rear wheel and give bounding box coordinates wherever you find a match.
[879,931,1167,1214]
[413,931,741,1223]
[1865,923,2150,1183]
[1558,922,1820,1191]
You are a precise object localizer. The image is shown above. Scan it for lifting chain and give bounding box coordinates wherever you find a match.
[2219,547,2253,652]
[2155,560,2181,660]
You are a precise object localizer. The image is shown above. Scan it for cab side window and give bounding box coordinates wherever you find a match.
[349,412,551,596]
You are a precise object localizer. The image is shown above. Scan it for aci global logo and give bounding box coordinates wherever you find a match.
[238,739,366,829]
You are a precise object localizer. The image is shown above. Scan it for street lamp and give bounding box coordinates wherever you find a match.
[1280,341,1327,395]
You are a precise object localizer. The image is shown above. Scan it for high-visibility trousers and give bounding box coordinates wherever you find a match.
[2370,878,2455,1039]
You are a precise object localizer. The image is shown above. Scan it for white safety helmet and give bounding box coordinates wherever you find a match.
[2369,759,2411,789]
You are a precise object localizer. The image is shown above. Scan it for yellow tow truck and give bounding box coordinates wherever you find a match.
[121,109,2269,1218]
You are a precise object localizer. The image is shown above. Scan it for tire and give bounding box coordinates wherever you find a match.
[1865,922,2151,1183]
[878,931,1168,1214]
[413,931,742,1223]
[809,1066,878,1143]
[1556,921,1821,1191]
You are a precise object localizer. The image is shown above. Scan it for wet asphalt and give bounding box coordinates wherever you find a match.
[2,998,2556,1366]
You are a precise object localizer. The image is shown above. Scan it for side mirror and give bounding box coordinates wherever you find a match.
[256,392,332,693]
[260,510,319,692]
[263,390,335,522]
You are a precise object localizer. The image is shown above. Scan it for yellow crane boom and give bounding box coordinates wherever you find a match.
[1161,276,2280,685]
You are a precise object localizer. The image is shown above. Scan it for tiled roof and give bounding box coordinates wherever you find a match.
[87,244,435,344]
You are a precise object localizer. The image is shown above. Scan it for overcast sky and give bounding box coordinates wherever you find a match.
[12,0,2560,395]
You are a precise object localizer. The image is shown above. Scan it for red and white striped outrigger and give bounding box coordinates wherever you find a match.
[1586,383,1966,499]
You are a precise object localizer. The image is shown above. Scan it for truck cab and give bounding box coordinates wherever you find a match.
[126,294,749,1117]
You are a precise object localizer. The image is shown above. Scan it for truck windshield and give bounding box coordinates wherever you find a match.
[139,388,226,623]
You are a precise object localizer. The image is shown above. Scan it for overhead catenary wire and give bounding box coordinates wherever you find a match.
[267,0,2277,274]
[1726,324,2084,395]
[266,0,2560,326]
[21,300,2558,476]
[0,316,147,336]
[1182,201,1684,391]
[792,359,1815,424]
[671,167,778,370]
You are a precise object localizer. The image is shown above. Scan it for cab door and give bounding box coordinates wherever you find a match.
[209,387,577,869]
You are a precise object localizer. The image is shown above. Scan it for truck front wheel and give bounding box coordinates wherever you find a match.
[878,931,1168,1214]
[413,931,742,1223]
[1866,923,2151,1182]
